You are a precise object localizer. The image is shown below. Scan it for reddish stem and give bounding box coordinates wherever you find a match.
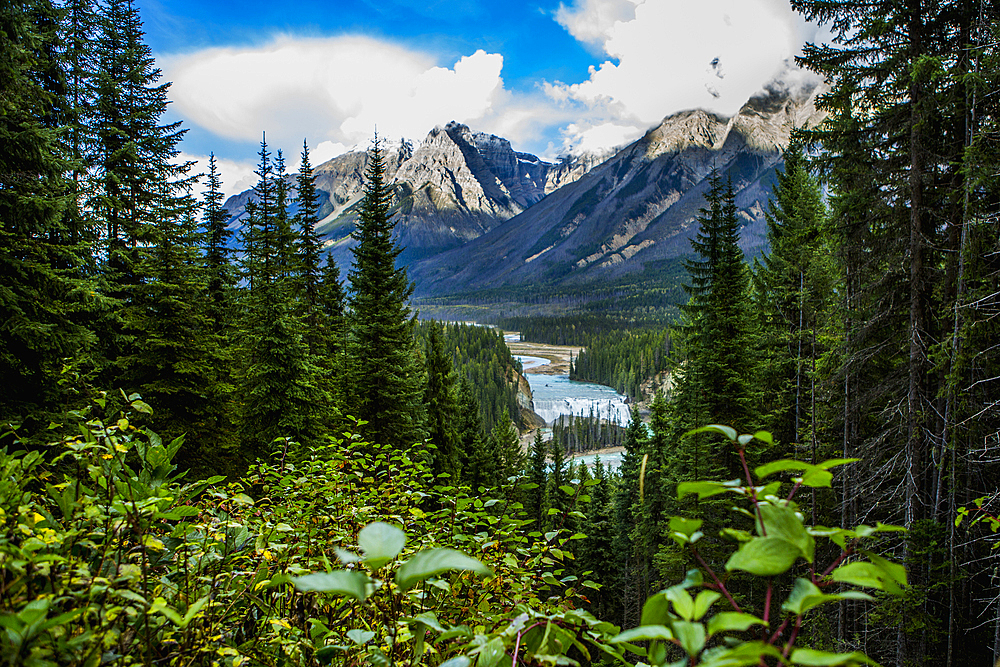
[738,447,766,536]
[782,616,802,659]
[769,618,790,645]
[762,579,772,629]
[693,549,742,613]
[820,541,858,581]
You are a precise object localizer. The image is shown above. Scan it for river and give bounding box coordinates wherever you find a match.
[508,334,629,471]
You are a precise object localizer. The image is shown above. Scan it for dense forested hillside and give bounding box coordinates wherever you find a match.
[2,1,1000,666]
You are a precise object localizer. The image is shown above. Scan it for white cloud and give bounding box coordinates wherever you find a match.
[548,0,819,154]
[179,152,257,201]
[162,37,507,154]
[560,121,643,155]
[555,0,639,50]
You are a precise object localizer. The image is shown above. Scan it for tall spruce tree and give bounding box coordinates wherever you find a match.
[669,170,757,484]
[547,435,570,530]
[0,0,99,427]
[202,153,234,333]
[347,135,425,448]
[792,2,1000,662]
[238,137,327,459]
[316,252,348,408]
[611,415,646,628]
[120,184,232,471]
[753,140,834,454]
[423,321,460,478]
[294,140,322,342]
[90,0,186,296]
[491,406,523,483]
[456,375,493,491]
[526,430,549,528]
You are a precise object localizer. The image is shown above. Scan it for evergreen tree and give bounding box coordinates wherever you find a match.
[547,435,570,530]
[456,376,494,492]
[294,140,322,349]
[490,406,523,483]
[753,140,832,450]
[89,0,186,296]
[792,2,1000,662]
[526,430,549,528]
[423,321,460,478]
[202,153,234,333]
[119,185,232,471]
[669,171,757,484]
[316,252,347,408]
[578,456,615,621]
[347,135,425,448]
[237,137,327,459]
[0,0,99,427]
[611,415,647,628]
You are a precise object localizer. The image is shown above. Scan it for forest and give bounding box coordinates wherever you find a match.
[3,0,1000,666]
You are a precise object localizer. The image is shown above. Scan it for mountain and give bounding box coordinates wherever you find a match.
[408,81,826,299]
[222,125,604,266]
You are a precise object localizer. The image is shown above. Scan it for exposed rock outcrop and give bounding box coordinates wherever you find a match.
[410,80,828,297]
[223,125,613,268]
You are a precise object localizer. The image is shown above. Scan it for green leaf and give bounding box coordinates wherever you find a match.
[358,522,406,570]
[669,515,705,545]
[680,569,704,589]
[410,612,445,632]
[686,424,737,441]
[755,460,808,477]
[830,562,892,591]
[477,637,506,667]
[149,597,182,626]
[757,503,814,563]
[346,629,375,645]
[541,573,561,586]
[699,642,783,667]
[788,648,879,666]
[641,592,672,626]
[677,481,737,500]
[707,612,767,635]
[782,578,873,616]
[292,571,371,600]
[692,590,721,620]
[666,587,694,621]
[559,485,576,496]
[857,550,907,595]
[396,548,493,592]
[610,625,674,643]
[180,595,210,628]
[818,458,860,470]
[439,658,471,667]
[725,536,799,576]
[672,621,706,657]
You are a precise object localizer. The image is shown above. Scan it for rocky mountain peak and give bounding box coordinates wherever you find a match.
[728,80,827,153]
[644,109,730,159]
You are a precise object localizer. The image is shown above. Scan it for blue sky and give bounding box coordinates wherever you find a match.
[139,0,824,197]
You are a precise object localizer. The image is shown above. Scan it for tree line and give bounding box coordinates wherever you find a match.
[4,0,1000,665]
[0,0,524,486]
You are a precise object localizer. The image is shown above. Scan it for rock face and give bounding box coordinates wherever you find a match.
[222,125,607,267]
[222,81,826,300]
[409,81,827,297]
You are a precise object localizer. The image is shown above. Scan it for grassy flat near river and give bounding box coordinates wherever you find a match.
[502,332,582,376]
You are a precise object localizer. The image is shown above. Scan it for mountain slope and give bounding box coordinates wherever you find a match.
[409,82,826,299]
[222,125,606,266]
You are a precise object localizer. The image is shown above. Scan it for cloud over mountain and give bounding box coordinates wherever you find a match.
[163,37,507,152]
[548,0,819,154]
